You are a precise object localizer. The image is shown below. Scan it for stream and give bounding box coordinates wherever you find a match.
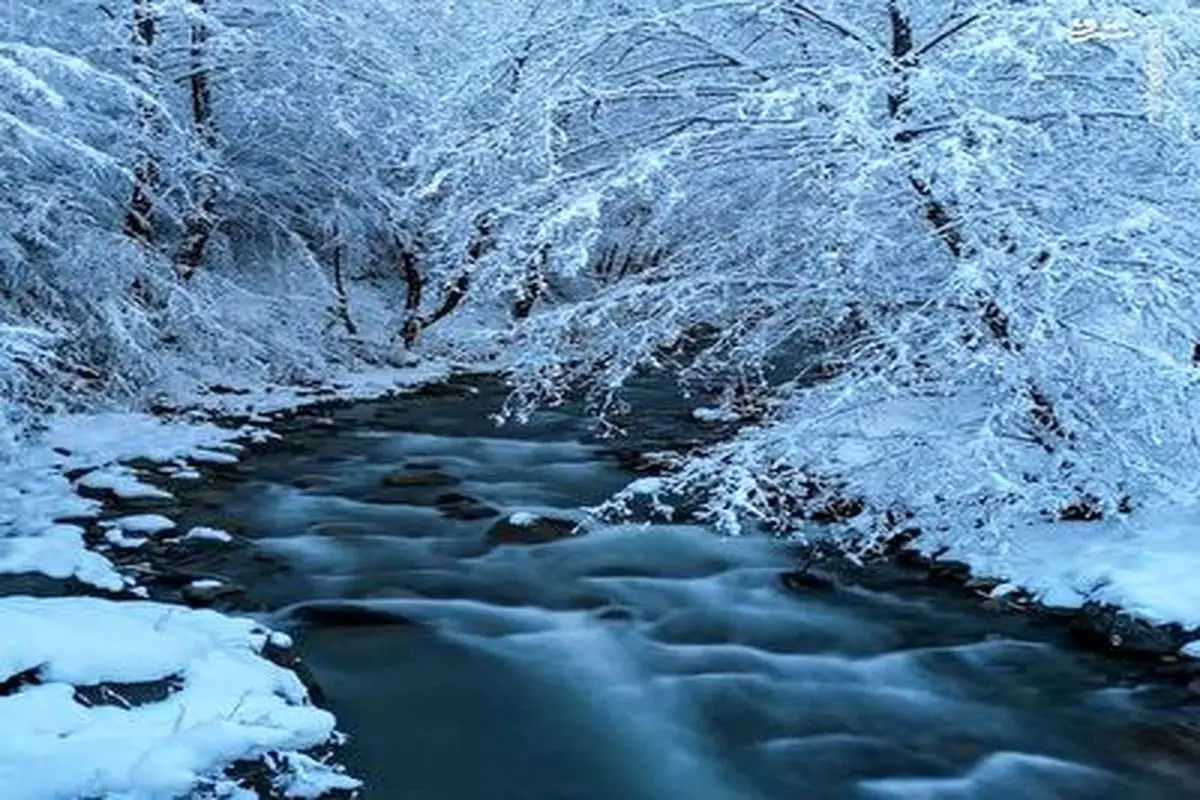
[180,380,1200,799]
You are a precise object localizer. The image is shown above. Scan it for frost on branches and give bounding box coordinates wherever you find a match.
[495,0,1200,543]
[3,0,1200,546]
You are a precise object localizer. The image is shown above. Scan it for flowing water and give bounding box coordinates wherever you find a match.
[194,381,1200,799]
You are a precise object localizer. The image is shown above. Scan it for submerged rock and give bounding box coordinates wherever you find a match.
[381,468,459,489]
[435,492,500,521]
[486,514,579,545]
[285,600,421,629]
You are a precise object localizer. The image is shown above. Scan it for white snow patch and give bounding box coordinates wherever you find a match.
[40,412,244,467]
[77,465,173,500]
[626,477,664,495]
[272,752,362,799]
[692,406,741,423]
[105,514,176,535]
[923,500,1200,629]
[188,579,225,590]
[189,448,241,465]
[1182,640,1200,659]
[508,511,539,526]
[185,527,234,544]
[269,631,295,649]
[104,528,148,549]
[0,597,351,800]
[0,524,123,590]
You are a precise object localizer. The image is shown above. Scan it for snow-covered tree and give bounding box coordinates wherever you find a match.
[489,0,1200,542]
[3,0,1199,550]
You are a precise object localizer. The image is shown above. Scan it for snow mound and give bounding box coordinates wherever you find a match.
[104,514,177,535]
[41,413,241,467]
[0,523,123,590]
[0,596,353,800]
[922,500,1200,630]
[185,527,235,544]
[78,465,173,500]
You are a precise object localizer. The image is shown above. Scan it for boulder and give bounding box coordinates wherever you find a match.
[181,579,246,607]
[486,514,579,545]
[1071,603,1186,659]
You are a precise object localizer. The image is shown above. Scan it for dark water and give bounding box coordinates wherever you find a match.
[198,381,1200,799]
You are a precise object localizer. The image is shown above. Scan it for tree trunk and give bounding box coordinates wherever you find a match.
[886,3,1072,456]
[512,244,548,320]
[329,235,359,337]
[175,0,218,278]
[123,0,160,246]
[400,214,492,348]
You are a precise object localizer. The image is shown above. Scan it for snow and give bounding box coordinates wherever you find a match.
[0,524,124,590]
[0,362,447,797]
[185,527,234,544]
[77,465,173,500]
[104,528,148,549]
[272,753,363,799]
[1182,641,1200,659]
[188,579,225,590]
[921,501,1200,630]
[692,406,742,423]
[104,514,177,535]
[0,596,354,800]
[41,413,244,467]
[269,631,295,649]
[508,511,540,526]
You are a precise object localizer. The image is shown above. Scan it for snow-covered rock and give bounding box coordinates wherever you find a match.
[0,597,355,800]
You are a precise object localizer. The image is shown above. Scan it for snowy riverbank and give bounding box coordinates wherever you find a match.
[0,363,448,799]
[2,363,1199,798]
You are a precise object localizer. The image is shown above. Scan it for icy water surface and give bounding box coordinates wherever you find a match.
[204,381,1200,799]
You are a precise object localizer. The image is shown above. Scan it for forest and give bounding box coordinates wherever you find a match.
[4,2,1200,798]
[5,0,1198,544]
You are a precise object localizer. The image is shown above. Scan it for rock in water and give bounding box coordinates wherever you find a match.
[486,514,579,545]
[181,579,245,607]
[1071,603,1185,659]
[381,468,459,489]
